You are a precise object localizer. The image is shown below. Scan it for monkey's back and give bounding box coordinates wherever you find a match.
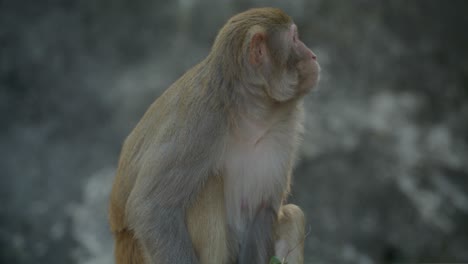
[109,61,229,263]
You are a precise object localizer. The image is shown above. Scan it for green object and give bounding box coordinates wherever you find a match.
[270,256,287,264]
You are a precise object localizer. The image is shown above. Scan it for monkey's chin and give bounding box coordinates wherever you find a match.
[298,79,318,96]
[299,70,320,95]
[308,63,321,90]
[297,60,320,94]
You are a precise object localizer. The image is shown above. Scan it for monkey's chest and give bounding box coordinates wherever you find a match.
[223,129,293,231]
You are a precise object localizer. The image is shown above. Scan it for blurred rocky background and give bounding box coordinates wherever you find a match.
[1,0,467,263]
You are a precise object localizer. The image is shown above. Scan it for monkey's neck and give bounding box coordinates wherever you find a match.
[231,84,298,125]
[230,98,299,147]
[232,117,271,145]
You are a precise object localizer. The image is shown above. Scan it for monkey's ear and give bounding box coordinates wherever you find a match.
[249,32,267,66]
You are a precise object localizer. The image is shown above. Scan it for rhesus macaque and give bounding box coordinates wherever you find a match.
[109,7,320,264]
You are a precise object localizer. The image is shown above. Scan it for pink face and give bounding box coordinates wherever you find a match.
[288,24,320,94]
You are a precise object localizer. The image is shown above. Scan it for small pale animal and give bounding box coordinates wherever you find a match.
[109,7,320,264]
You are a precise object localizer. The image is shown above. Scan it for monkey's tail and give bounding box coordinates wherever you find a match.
[114,229,145,264]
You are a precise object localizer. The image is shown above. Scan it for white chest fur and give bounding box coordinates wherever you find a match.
[223,114,299,232]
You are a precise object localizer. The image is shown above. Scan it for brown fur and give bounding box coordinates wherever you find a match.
[109,7,318,264]
[187,176,232,264]
[114,229,145,264]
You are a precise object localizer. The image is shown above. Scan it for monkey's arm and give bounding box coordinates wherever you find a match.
[124,108,225,264]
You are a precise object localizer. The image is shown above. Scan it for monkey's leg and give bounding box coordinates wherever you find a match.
[187,176,230,264]
[238,206,276,264]
[274,204,305,264]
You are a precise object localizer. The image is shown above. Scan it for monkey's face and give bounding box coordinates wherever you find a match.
[287,24,320,95]
[262,24,320,102]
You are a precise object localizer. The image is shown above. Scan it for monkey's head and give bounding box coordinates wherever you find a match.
[211,7,320,103]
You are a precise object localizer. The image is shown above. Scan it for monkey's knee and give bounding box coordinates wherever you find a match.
[277,204,306,242]
[275,204,306,264]
[279,204,305,230]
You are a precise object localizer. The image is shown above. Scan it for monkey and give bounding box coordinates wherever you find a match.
[109,7,320,264]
